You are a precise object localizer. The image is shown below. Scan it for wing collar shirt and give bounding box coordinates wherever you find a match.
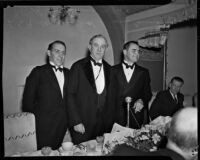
[90,59,105,94]
[122,60,135,83]
[50,61,64,98]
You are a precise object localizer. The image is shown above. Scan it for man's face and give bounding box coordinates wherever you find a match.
[169,80,183,95]
[123,43,139,63]
[89,37,107,61]
[48,43,66,67]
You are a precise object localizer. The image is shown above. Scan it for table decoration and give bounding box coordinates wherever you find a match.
[102,116,172,155]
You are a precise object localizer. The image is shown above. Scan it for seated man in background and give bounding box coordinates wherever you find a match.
[150,76,184,120]
[111,107,198,160]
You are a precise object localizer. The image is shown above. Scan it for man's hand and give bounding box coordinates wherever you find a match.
[133,99,144,113]
[74,123,85,134]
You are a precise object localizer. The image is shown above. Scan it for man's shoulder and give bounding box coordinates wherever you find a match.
[135,64,149,72]
[156,90,169,96]
[31,64,48,71]
[72,57,88,65]
[112,63,122,70]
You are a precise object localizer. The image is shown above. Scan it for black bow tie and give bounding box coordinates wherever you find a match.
[123,61,134,69]
[50,65,63,72]
[90,57,102,67]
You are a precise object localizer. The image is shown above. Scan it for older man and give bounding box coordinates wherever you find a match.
[67,34,112,144]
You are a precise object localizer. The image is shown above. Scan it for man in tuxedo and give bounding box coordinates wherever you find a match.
[111,107,198,160]
[22,40,69,150]
[67,34,111,144]
[150,76,184,120]
[110,41,152,129]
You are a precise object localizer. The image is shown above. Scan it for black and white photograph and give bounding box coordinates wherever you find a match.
[2,0,197,159]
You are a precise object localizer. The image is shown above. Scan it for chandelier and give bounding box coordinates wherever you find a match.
[48,6,80,25]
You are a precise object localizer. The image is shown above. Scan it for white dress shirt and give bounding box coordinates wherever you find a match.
[50,61,64,98]
[122,61,135,83]
[91,59,105,94]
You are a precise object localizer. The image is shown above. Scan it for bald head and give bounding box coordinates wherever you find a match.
[176,107,197,133]
[168,107,197,151]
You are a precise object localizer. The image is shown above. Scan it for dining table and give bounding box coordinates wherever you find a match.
[11,139,104,156]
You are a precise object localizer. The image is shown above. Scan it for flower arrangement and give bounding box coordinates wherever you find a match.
[124,126,163,152]
[102,116,171,155]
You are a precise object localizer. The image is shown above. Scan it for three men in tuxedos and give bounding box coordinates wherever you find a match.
[150,76,184,120]
[22,40,69,150]
[67,34,111,144]
[110,41,152,129]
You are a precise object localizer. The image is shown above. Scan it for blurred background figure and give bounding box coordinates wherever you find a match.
[150,76,184,120]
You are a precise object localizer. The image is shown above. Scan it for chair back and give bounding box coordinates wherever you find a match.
[4,112,37,156]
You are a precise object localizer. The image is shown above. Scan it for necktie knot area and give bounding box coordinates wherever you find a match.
[50,65,63,72]
[173,94,178,103]
[90,57,102,67]
[123,61,134,69]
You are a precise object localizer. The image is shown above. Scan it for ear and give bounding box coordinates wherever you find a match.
[47,50,51,57]
[168,82,172,89]
[88,44,91,51]
[123,49,127,56]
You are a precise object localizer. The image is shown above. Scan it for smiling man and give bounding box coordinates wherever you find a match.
[22,40,69,150]
[67,34,112,144]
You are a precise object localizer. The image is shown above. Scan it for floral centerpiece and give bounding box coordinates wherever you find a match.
[123,125,163,152]
[102,116,171,155]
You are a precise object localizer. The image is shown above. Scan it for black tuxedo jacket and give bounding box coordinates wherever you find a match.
[22,64,69,150]
[109,63,152,129]
[149,90,184,120]
[67,56,111,144]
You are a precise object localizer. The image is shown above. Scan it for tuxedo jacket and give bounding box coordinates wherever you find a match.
[110,63,152,129]
[111,144,185,160]
[22,64,69,150]
[67,56,111,144]
[149,90,184,120]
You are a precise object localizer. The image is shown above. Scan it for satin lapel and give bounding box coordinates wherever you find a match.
[118,64,128,85]
[123,64,140,95]
[117,64,129,95]
[103,60,110,90]
[45,65,62,97]
[63,68,68,99]
[83,57,96,91]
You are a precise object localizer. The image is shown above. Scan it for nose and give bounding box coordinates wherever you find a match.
[97,47,102,52]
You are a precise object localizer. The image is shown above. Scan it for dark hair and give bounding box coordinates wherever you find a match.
[89,34,108,47]
[167,109,197,151]
[47,40,66,51]
[170,76,184,84]
[123,41,139,50]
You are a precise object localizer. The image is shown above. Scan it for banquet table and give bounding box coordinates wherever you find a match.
[10,116,172,157]
[11,139,103,156]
